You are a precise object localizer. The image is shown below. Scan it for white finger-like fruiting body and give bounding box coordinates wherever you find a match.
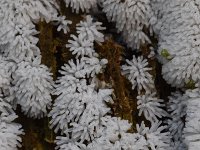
[121,56,154,93]
[0,0,71,62]
[64,0,97,13]
[167,92,187,149]
[183,89,200,149]
[12,58,54,118]
[156,0,200,87]
[137,92,168,123]
[0,96,24,150]
[76,15,106,43]
[102,0,157,49]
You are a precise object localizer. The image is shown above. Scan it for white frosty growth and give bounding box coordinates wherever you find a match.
[66,15,106,58]
[121,56,154,93]
[167,91,187,149]
[12,58,54,118]
[183,89,200,150]
[0,0,60,23]
[56,57,107,80]
[49,84,113,133]
[0,96,23,150]
[66,34,96,58]
[52,15,72,34]
[137,92,168,123]
[76,15,106,43]
[137,121,171,150]
[88,119,171,150]
[87,117,148,150]
[102,0,157,49]
[64,0,97,13]
[0,0,71,61]
[0,23,40,62]
[156,0,200,87]
[0,56,16,92]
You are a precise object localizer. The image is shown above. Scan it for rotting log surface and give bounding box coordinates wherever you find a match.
[16,1,171,149]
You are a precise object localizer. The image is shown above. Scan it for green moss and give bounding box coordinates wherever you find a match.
[185,79,196,89]
[161,49,172,60]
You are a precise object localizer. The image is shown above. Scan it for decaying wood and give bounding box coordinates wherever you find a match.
[17,1,171,149]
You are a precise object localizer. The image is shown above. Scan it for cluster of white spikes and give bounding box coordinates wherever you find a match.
[0,0,72,148]
[1,0,200,149]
